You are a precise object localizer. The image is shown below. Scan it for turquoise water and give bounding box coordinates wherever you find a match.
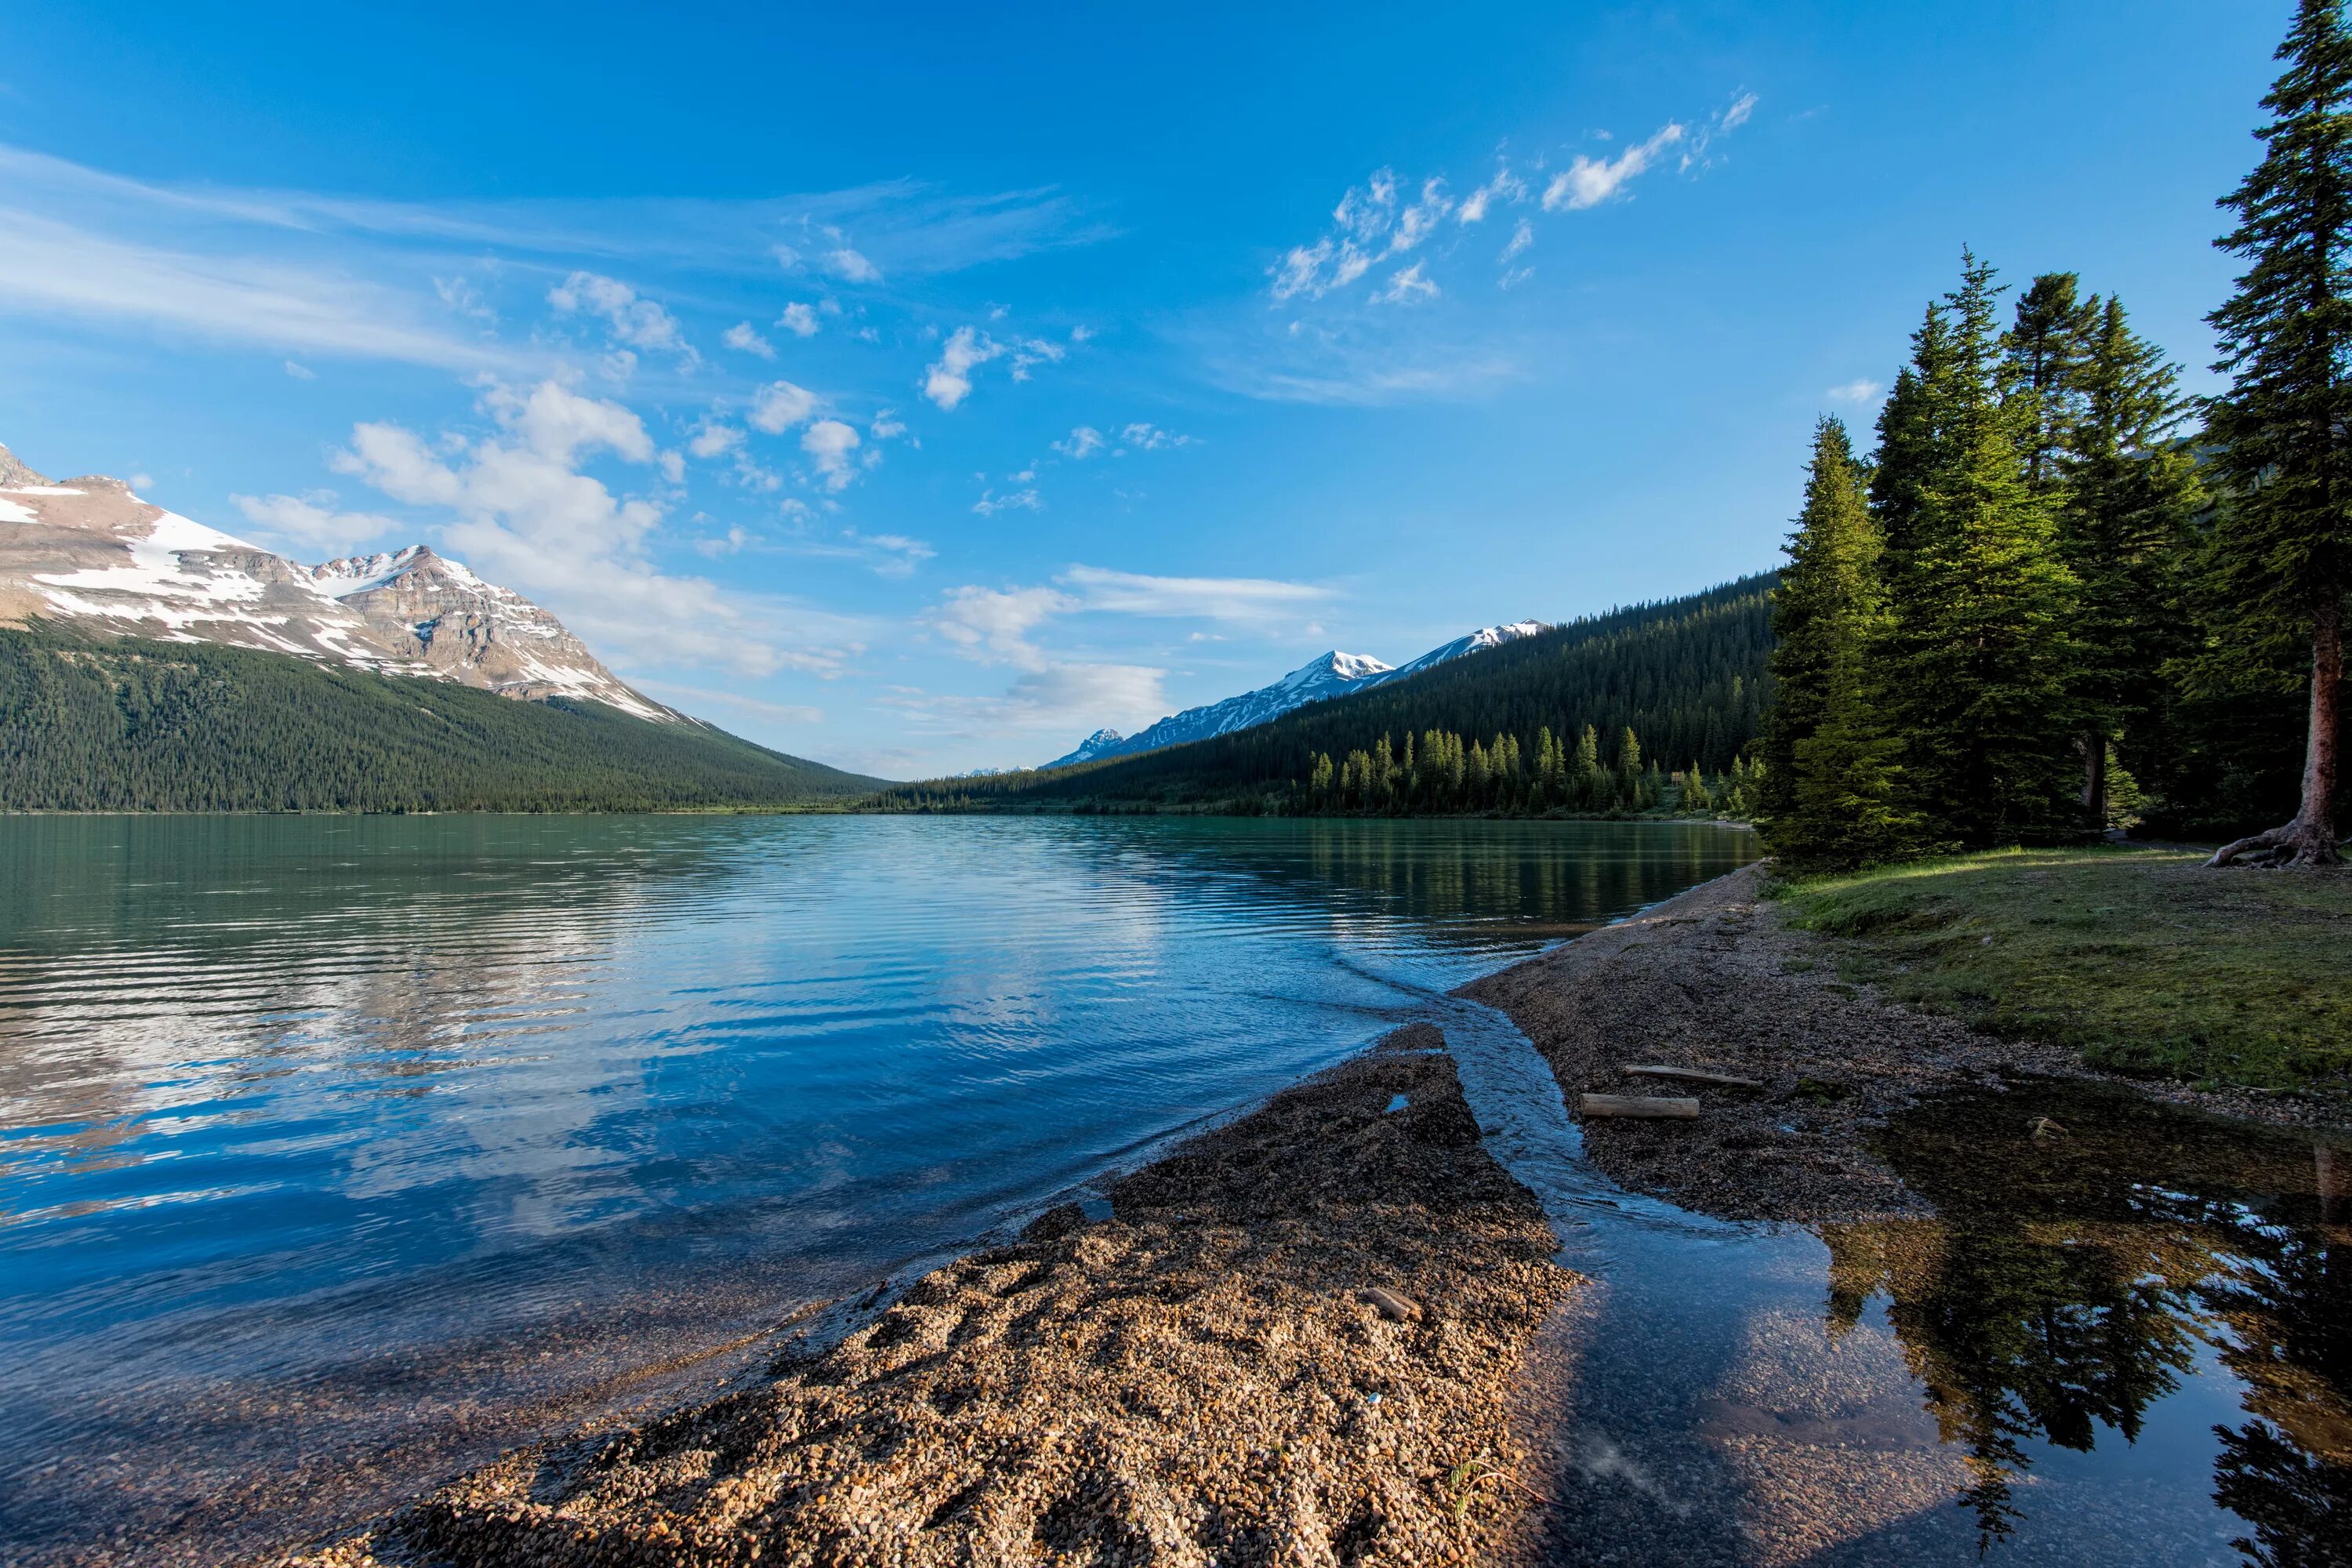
[0,813,1754,1563]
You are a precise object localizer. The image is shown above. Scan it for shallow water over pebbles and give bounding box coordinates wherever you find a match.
[1436,999,2350,1566]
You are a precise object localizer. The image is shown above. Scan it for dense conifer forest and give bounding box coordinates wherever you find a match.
[869,576,1773,817]
[0,623,878,811]
[1761,0,2352,869]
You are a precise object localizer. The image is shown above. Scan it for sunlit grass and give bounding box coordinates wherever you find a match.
[1776,846,2352,1092]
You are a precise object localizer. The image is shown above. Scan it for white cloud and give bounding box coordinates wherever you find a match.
[778,301,820,336]
[1386,178,1452,256]
[924,324,993,410]
[1720,92,1759,132]
[922,324,1066,410]
[822,247,881,283]
[476,379,653,466]
[1501,219,1534,263]
[723,321,775,359]
[689,422,744,459]
[231,490,401,554]
[869,409,908,441]
[1458,166,1526,225]
[1373,261,1438,305]
[1117,423,1192,451]
[546,270,695,361]
[1053,425,1106,459]
[748,379,819,433]
[1542,122,1687,212]
[926,583,1076,669]
[327,377,818,677]
[1055,564,1330,622]
[283,359,316,379]
[972,487,1042,516]
[801,418,862,491]
[1827,378,1886,403]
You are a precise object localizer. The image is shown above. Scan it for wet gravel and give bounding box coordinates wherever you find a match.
[286,1028,1576,1567]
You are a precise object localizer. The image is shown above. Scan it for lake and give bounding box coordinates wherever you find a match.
[0,813,1755,1564]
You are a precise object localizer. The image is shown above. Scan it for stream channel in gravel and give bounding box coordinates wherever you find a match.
[1394,965,2349,1567]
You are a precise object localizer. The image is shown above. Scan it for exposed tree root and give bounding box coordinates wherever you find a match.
[2207,818,2347,869]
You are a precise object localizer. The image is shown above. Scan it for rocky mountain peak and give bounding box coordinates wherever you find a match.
[0,442,53,488]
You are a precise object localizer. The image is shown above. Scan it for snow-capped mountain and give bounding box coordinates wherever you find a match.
[1040,727,1128,770]
[1044,622,1548,769]
[0,441,669,720]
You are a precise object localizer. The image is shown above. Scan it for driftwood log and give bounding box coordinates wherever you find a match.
[1621,1064,1763,1089]
[1577,1094,1700,1120]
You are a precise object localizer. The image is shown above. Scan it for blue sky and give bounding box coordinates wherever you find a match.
[0,2,2288,776]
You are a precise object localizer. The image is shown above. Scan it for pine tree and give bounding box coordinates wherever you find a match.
[2203,0,2352,866]
[1759,417,1889,853]
[1884,251,2081,847]
[1870,309,1958,557]
[2005,273,2102,491]
[2061,296,2203,824]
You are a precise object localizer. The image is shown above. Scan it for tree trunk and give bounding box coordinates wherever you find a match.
[2209,590,2344,868]
[2081,731,2108,828]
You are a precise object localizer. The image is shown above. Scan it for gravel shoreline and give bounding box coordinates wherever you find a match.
[1463,862,2344,1223]
[288,1028,1575,1567]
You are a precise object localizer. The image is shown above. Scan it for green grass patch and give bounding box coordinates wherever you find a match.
[1776,846,2352,1092]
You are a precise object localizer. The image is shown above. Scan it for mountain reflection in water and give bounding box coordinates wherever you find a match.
[1837,1080,2350,1561]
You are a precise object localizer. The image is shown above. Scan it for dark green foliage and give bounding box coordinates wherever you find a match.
[1759,417,1915,866]
[1880,252,2082,848]
[0,622,878,811]
[869,576,1776,817]
[2061,300,2204,822]
[2198,0,2352,866]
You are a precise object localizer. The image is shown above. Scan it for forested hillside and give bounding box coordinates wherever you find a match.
[873,575,1774,815]
[0,624,880,811]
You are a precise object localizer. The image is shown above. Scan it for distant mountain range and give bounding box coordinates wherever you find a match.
[1042,621,1548,769]
[0,440,664,720]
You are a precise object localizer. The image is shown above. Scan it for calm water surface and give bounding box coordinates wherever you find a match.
[0,813,1753,1563]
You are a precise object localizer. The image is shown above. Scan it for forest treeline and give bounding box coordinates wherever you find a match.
[870,576,1774,817]
[0,624,877,811]
[1761,0,2351,869]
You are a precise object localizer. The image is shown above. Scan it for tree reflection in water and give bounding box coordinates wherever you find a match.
[1818,1079,2349,1561]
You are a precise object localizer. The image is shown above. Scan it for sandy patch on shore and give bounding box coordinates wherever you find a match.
[1462,862,2332,1222]
[288,1027,1574,1566]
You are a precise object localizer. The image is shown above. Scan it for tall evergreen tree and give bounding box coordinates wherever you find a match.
[2005,273,2103,492]
[2203,0,2352,867]
[1884,252,2082,847]
[1760,416,1910,863]
[1870,307,1958,558]
[2061,296,2203,823]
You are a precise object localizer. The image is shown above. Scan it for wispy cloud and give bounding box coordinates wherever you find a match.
[1541,122,1687,212]
[0,206,532,371]
[1056,564,1331,623]
[1269,92,1757,306]
[0,143,1112,376]
[1826,378,1885,404]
